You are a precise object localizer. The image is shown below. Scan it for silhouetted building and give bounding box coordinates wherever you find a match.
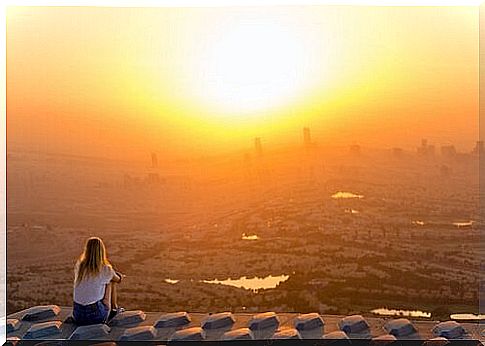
[417,139,435,157]
[349,144,361,156]
[441,145,456,159]
[147,172,161,184]
[243,153,252,179]
[472,141,484,155]
[151,153,158,169]
[254,137,263,157]
[392,148,403,158]
[303,127,311,148]
[440,165,451,178]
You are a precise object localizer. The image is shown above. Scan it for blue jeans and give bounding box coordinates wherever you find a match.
[73,300,109,325]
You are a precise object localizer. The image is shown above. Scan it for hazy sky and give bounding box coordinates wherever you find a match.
[7,6,478,160]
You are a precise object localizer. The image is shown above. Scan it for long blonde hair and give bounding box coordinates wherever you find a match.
[74,237,111,286]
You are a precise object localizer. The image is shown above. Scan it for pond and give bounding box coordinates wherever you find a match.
[164,278,179,284]
[450,313,485,321]
[332,192,364,199]
[202,274,289,291]
[452,221,474,228]
[242,233,259,240]
[371,308,431,318]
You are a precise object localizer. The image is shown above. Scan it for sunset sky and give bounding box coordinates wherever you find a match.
[7,5,478,160]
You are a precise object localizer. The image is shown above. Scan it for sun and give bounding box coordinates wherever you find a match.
[192,20,315,118]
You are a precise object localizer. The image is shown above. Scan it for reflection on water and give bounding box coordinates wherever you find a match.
[202,274,289,291]
[242,233,259,240]
[164,278,179,284]
[450,313,485,320]
[371,308,431,318]
[332,192,364,199]
[412,220,425,226]
[345,208,360,214]
[453,221,474,228]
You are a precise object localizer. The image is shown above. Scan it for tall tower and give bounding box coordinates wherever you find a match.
[254,137,263,157]
[472,141,484,155]
[151,152,158,169]
[303,127,311,148]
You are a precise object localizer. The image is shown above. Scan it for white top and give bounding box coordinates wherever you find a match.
[73,263,115,305]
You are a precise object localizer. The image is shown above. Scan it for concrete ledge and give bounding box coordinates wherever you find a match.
[222,328,254,340]
[371,334,398,345]
[119,325,156,341]
[384,318,417,337]
[170,326,206,341]
[6,319,20,333]
[109,310,146,327]
[295,313,324,331]
[248,312,280,330]
[201,312,236,330]
[323,331,351,339]
[154,311,191,328]
[433,321,465,339]
[273,327,302,339]
[69,323,111,340]
[339,315,370,334]
[423,336,451,346]
[24,321,62,339]
[21,305,61,322]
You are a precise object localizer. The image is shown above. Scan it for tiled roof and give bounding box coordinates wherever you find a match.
[5,305,484,343]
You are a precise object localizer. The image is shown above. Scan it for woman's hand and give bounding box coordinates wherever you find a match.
[112,271,125,283]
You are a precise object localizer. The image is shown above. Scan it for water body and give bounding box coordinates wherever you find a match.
[164,278,179,284]
[345,208,360,214]
[332,192,364,199]
[450,313,485,321]
[371,308,431,318]
[452,221,474,228]
[202,274,289,291]
[242,233,259,240]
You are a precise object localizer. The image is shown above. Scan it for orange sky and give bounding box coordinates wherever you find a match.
[7,6,478,160]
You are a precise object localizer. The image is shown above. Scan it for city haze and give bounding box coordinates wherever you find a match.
[6,5,480,322]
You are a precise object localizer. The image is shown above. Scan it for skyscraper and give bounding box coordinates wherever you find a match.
[472,141,484,155]
[151,152,158,169]
[441,145,457,159]
[254,137,263,157]
[349,144,361,156]
[303,127,311,148]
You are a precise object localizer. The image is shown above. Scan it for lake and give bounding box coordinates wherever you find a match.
[164,278,179,284]
[202,274,289,291]
[452,221,474,228]
[371,308,431,318]
[450,313,485,321]
[332,192,364,199]
[242,233,259,240]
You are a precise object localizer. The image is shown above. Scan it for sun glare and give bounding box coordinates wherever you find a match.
[193,20,316,117]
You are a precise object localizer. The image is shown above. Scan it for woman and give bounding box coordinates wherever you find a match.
[73,237,124,325]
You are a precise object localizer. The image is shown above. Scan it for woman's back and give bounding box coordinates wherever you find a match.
[72,237,122,326]
[73,262,115,305]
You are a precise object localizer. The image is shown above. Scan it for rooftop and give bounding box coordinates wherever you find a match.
[4,305,485,344]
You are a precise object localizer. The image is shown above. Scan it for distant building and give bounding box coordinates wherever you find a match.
[151,153,158,168]
[151,152,158,169]
[254,137,263,157]
[441,145,456,159]
[417,139,435,158]
[303,127,311,148]
[472,141,484,155]
[349,144,361,156]
[440,165,451,178]
[147,172,161,184]
[392,148,403,158]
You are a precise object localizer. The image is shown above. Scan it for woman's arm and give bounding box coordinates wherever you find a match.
[111,270,123,283]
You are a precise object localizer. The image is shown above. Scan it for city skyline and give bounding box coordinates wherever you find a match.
[7,5,478,162]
